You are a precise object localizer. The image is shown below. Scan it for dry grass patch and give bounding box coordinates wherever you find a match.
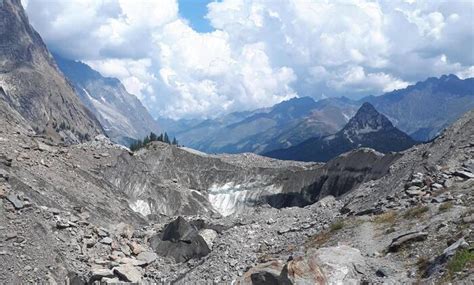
[330,220,345,232]
[305,220,345,249]
[374,211,398,224]
[403,205,429,219]
[438,202,453,213]
[305,231,332,249]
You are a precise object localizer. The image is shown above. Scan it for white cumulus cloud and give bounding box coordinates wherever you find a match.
[23,0,474,119]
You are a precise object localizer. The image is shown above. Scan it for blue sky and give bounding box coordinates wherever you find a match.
[178,0,214,33]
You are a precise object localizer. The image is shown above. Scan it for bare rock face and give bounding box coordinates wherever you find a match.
[54,54,160,146]
[0,0,103,143]
[104,142,399,217]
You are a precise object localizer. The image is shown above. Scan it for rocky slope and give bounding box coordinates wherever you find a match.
[265,102,416,162]
[0,0,472,283]
[54,55,160,146]
[0,90,472,283]
[0,0,103,143]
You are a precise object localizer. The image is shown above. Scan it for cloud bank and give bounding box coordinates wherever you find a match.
[24,0,474,119]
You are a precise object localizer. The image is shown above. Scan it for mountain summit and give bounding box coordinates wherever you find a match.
[341,102,395,142]
[264,103,416,162]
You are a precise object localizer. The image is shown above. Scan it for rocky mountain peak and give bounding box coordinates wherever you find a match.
[0,0,103,143]
[342,102,393,137]
[0,0,53,71]
[265,102,416,162]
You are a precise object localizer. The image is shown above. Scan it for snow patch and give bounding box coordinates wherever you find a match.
[180,147,208,156]
[208,181,282,216]
[130,199,151,216]
[324,134,336,141]
[342,112,351,121]
[356,125,382,134]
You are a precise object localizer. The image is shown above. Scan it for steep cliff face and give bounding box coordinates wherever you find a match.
[0,0,103,143]
[102,142,399,217]
[54,55,160,145]
[103,143,306,217]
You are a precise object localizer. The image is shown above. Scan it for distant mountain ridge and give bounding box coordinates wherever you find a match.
[264,103,417,162]
[163,74,473,154]
[363,74,474,141]
[54,54,160,146]
[164,97,357,154]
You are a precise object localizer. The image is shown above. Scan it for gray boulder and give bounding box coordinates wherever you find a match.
[150,216,211,263]
[136,251,157,265]
[453,170,474,179]
[89,268,115,283]
[6,194,24,209]
[113,264,142,283]
[388,231,428,252]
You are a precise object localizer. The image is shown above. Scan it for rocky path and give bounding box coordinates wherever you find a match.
[350,217,410,283]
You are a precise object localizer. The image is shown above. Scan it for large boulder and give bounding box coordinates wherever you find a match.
[307,245,365,283]
[241,260,287,285]
[150,216,211,262]
[237,245,366,284]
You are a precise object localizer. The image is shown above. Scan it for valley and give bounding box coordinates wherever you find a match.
[0,0,472,284]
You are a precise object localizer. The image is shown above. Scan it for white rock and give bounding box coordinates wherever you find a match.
[113,264,142,283]
[199,229,218,249]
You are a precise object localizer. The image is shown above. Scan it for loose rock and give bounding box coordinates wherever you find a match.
[389,232,428,252]
[113,264,142,283]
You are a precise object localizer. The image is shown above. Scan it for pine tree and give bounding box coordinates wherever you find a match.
[143,135,150,145]
[158,133,164,142]
[172,137,178,145]
[149,132,157,142]
[164,132,170,144]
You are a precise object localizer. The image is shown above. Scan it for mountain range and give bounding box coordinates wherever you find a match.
[160,97,358,154]
[164,75,474,154]
[54,55,160,145]
[264,102,416,162]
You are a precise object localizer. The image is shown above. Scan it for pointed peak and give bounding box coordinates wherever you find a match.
[351,102,382,122]
[342,102,393,135]
[358,102,378,113]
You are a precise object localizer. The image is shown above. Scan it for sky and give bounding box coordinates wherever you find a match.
[23,0,474,119]
[178,0,214,33]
